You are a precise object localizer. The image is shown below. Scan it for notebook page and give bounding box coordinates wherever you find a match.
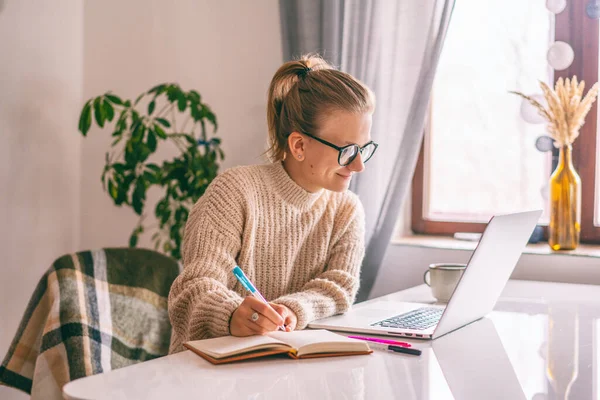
[268,330,369,356]
[186,334,291,359]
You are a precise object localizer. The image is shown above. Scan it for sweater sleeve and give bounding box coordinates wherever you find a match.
[168,171,246,353]
[272,194,366,329]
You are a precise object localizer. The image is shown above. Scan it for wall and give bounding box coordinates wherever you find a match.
[1,1,282,399]
[0,1,83,399]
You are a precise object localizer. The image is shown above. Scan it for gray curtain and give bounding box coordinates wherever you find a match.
[280,0,455,302]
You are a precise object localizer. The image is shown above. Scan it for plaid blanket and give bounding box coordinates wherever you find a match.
[0,248,181,399]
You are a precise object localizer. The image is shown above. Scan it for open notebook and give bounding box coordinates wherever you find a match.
[184,329,372,365]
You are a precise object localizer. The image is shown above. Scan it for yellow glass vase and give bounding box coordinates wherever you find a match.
[548,144,581,251]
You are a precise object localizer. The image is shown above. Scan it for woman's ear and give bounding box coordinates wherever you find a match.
[287,132,305,161]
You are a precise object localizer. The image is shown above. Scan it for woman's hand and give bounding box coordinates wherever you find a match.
[229,296,286,336]
[270,303,297,332]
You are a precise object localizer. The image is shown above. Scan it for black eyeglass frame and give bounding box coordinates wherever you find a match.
[301,132,379,166]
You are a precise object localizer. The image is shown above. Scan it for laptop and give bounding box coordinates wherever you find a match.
[308,210,542,339]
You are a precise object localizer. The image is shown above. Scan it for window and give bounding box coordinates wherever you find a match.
[412,0,600,242]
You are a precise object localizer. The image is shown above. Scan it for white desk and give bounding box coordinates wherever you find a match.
[63,280,600,399]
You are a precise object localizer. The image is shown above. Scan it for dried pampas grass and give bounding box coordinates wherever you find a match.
[511,76,599,147]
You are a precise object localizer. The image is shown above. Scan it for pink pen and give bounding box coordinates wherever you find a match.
[347,335,412,348]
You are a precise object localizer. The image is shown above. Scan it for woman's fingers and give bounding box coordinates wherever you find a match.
[246,309,278,333]
[241,316,266,335]
[270,303,298,331]
[244,296,285,327]
[270,303,292,329]
[284,314,297,331]
[270,303,287,317]
[231,297,295,336]
[230,305,255,336]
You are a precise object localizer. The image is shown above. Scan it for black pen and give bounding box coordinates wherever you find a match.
[368,342,422,356]
[389,345,422,356]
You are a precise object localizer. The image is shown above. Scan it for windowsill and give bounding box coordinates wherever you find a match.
[391,234,600,259]
[370,233,600,298]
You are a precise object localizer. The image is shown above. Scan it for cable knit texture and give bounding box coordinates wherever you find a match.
[168,161,365,353]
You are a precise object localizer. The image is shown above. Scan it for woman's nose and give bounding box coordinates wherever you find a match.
[348,154,365,172]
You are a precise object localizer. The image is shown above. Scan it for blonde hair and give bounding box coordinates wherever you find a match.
[266,54,375,162]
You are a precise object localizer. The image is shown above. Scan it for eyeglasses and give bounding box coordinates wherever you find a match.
[301,132,378,167]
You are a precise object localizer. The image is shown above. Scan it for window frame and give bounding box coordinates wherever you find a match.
[412,0,600,242]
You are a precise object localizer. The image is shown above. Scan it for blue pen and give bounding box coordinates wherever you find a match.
[232,266,286,331]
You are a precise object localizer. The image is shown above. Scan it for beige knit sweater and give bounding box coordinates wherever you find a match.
[168,161,365,353]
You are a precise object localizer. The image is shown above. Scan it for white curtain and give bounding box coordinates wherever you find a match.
[280,0,456,301]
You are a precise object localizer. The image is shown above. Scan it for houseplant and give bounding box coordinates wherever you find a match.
[512,76,598,250]
[78,83,223,260]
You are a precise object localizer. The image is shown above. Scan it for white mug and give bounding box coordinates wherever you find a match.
[423,263,466,302]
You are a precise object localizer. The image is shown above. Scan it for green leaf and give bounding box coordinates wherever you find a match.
[204,105,218,130]
[192,155,203,170]
[122,174,136,203]
[108,179,118,200]
[160,208,172,224]
[105,94,123,105]
[191,106,202,121]
[148,100,156,115]
[134,92,145,105]
[169,224,180,240]
[146,163,161,173]
[130,109,140,121]
[138,143,151,162]
[177,91,187,112]
[93,97,106,128]
[79,102,92,136]
[132,123,145,142]
[147,130,157,152]
[182,134,196,146]
[172,248,181,260]
[125,141,137,166]
[129,232,138,247]
[112,163,127,174]
[132,179,146,215]
[115,111,128,132]
[188,90,201,103]
[143,170,158,184]
[154,124,167,139]
[103,100,115,121]
[155,199,168,217]
[148,84,167,95]
[134,177,146,200]
[166,85,179,102]
[156,118,171,128]
[175,207,189,223]
[115,186,127,205]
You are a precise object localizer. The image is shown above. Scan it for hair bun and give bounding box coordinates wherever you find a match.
[297,66,312,78]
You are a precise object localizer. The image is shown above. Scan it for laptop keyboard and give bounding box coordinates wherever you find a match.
[371,307,444,330]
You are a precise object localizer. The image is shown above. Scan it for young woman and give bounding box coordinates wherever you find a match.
[168,54,377,353]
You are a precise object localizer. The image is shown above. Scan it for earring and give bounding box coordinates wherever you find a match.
[298,155,303,160]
